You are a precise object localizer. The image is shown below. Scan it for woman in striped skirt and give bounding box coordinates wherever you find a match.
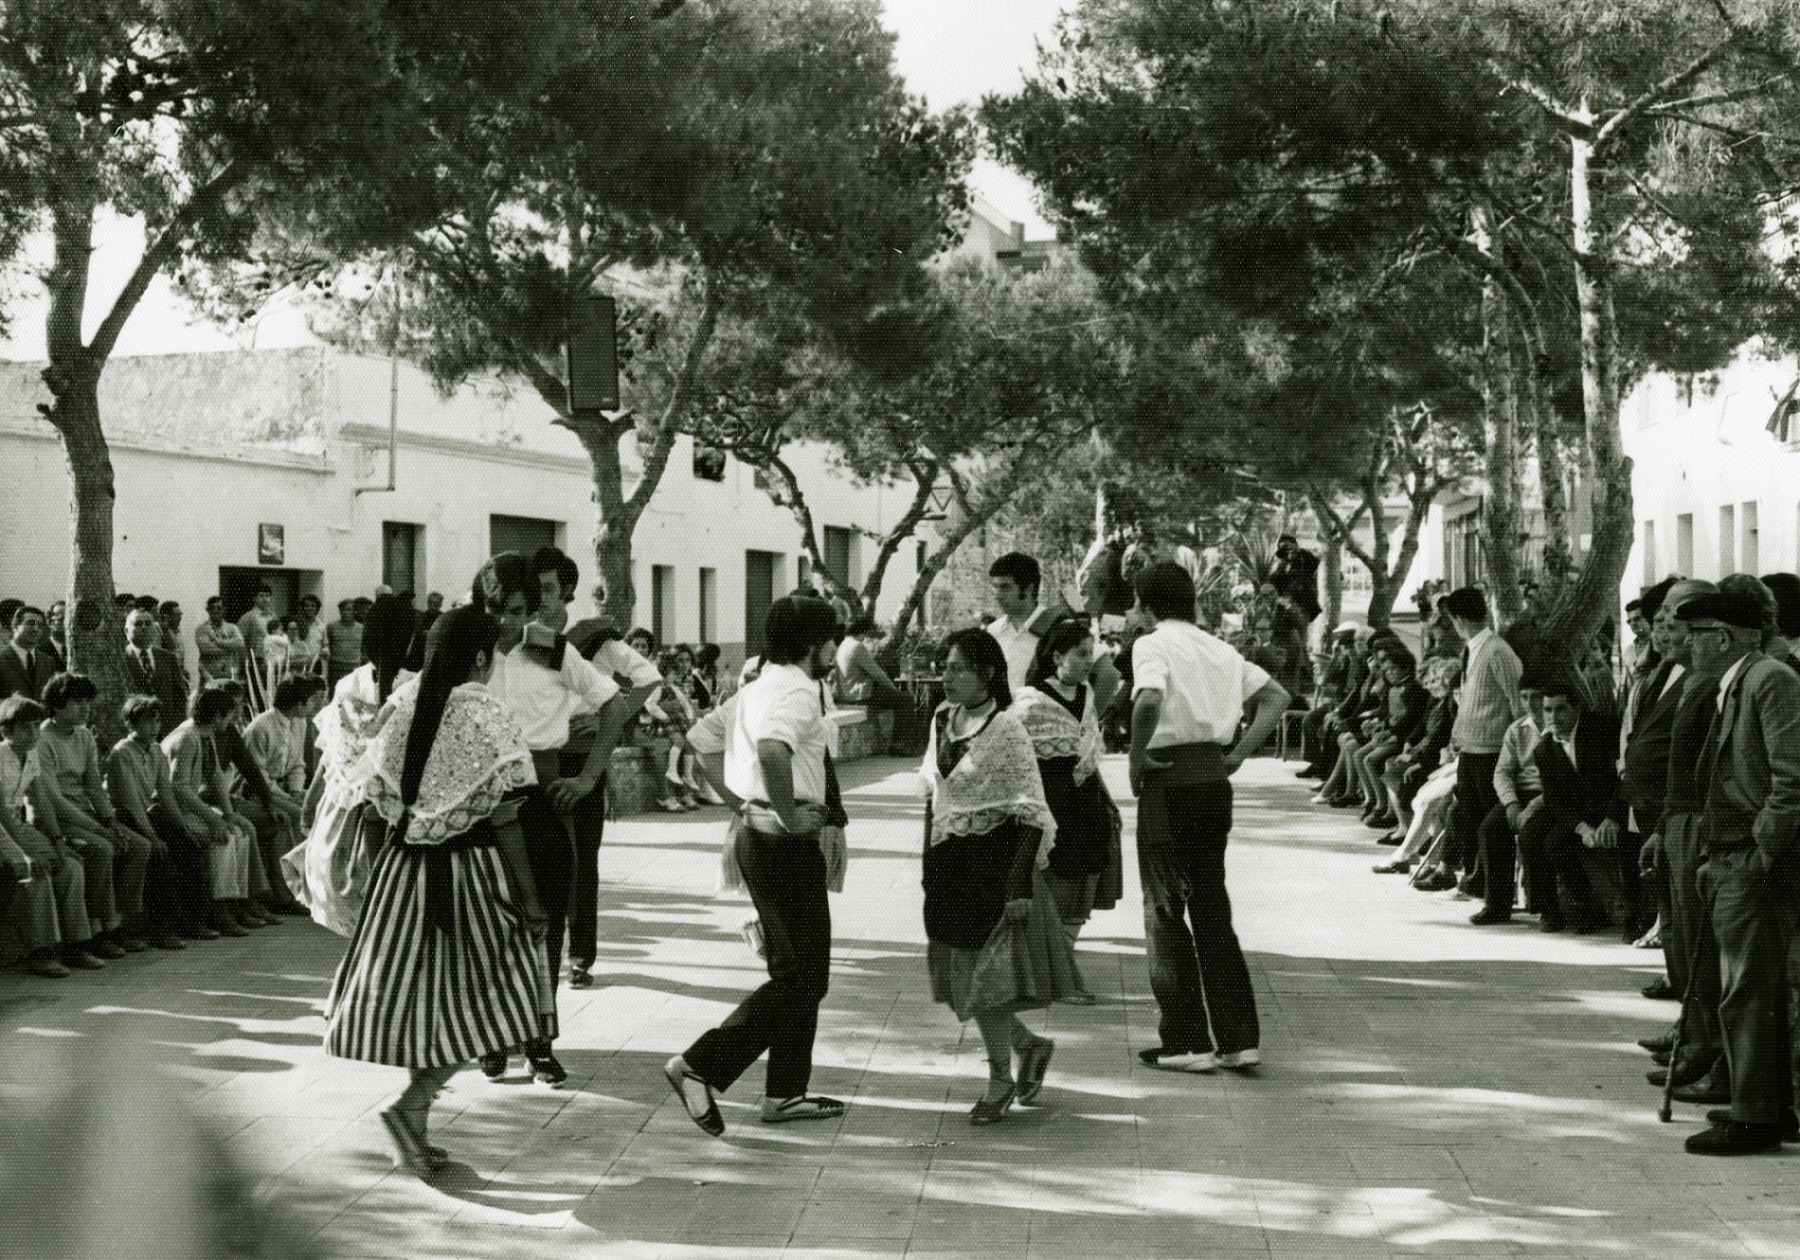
[324,605,549,1176]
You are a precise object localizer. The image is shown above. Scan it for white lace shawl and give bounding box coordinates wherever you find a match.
[1013,684,1103,785]
[357,683,537,845]
[920,705,1057,857]
[313,666,418,782]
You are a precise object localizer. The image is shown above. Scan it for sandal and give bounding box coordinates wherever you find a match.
[380,1107,447,1176]
[663,1056,725,1138]
[570,966,594,989]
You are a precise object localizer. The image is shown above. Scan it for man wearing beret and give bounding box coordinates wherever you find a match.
[1675,587,1800,1154]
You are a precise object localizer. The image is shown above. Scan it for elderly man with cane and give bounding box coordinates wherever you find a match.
[1667,589,1800,1154]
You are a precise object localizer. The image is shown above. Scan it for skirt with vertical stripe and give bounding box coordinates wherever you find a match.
[324,822,552,1068]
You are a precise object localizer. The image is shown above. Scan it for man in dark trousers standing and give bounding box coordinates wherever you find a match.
[1128,562,1288,1073]
[1675,589,1800,1155]
[1442,588,1525,899]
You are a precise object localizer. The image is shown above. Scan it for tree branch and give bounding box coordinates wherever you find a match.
[87,161,244,363]
[1594,40,1737,149]
[1497,71,1590,135]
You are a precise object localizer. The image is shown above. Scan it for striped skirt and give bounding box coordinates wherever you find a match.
[324,824,552,1068]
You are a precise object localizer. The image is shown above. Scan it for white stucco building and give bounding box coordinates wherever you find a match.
[0,346,927,677]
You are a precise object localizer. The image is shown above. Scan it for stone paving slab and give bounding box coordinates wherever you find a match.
[3,755,1798,1259]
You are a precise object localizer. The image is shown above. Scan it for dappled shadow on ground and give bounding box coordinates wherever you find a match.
[5,756,1796,1260]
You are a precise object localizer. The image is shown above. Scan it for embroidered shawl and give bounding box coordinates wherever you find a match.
[358,682,536,845]
[919,704,1057,853]
[1013,684,1103,785]
[314,665,418,782]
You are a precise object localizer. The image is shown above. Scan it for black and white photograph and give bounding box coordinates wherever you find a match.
[3,1,1800,1257]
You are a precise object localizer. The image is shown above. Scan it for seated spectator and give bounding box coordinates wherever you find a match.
[1377,654,1459,843]
[1351,646,1428,830]
[105,695,215,950]
[1374,756,1459,878]
[240,675,325,916]
[162,684,266,936]
[1297,623,1364,778]
[626,627,657,660]
[1519,678,1623,933]
[1311,632,1402,808]
[44,600,68,668]
[835,613,906,710]
[0,696,104,976]
[1469,680,1547,925]
[212,680,296,919]
[649,647,704,811]
[694,643,727,703]
[194,596,247,684]
[29,673,153,956]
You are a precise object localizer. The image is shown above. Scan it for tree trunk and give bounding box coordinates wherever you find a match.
[892,484,1011,639]
[1538,132,1635,656]
[1514,303,1574,597]
[756,453,858,604]
[859,461,938,616]
[565,415,642,622]
[1362,479,1396,631]
[1476,231,1525,627]
[1322,534,1344,635]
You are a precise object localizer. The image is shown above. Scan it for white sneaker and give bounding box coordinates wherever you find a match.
[1215,1048,1261,1069]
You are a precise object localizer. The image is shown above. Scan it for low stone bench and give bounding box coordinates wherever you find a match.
[607,740,670,818]
[831,706,894,762]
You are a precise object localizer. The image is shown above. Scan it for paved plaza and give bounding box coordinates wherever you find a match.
[3,755,1797,1259]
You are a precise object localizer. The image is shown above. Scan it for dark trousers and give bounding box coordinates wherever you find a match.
[1478,802,1520,913]
[1703,847,1798,1124]
[145,805,210,934]
[559,748,610,971]
[520,785,574,1015]
[1301,706,1337,771]
[1663,813,1722,1067]
[685,828,831,1098]
[1514,805,1608,925]
[1453,753,1501,880]
[1137,779,1259,1056]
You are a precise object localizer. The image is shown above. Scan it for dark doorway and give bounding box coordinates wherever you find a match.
[219,568,299,622]
[745,550,778,658]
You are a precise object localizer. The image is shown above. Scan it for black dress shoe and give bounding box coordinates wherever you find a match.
[1641,976,1676,1000]
[1538,912,1565,933]
[1707,1109,1799,1142]
[1377,832,1404,846]
[1638,1034,1675,1055]
[1372,859,1413,874]
[1468,907,1512,926]
[1651,1049,1670,1066]
[1646,1057,1715,1089]
[1686,1120,1783,1156]
[664,1056,725,1137]
[479,1050,509,1081]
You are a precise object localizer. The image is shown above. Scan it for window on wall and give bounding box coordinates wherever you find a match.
[652,565,675,646]
[698,567,717,644]
[1641,520,1657,587]
[381,522,423,597]
[1677,513,1694,575]
[1719,504,1736,576]
[1742,501,1759,574]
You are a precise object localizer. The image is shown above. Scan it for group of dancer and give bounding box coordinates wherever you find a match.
[308,554,1283,1173]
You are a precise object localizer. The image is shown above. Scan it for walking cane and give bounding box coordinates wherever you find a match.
[1659,865,1715,1124]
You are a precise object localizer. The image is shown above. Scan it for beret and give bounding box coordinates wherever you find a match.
[1673,591,1764,630]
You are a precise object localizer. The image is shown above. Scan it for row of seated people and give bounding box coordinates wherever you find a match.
[0,674,326,977]
[1296,590,1646,939]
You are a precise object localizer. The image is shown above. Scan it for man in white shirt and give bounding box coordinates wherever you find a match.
[665,596,846,1137]
[531,547,660,989]
[987,552,1057,694]
[474,552,635,1090]
[1128,562,1288,1075]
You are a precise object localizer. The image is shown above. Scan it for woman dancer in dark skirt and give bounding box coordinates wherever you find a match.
[920,628,1079,1125]
[323,606,548,1175]
[1012,618,1120,1004]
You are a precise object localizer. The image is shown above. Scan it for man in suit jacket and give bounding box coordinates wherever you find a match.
[123,609,190,726]
[0,606,54,701]
[1675,589,1800,1155]
[1515,679,1621,934]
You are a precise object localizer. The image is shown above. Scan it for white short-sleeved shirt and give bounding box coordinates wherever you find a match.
[488,643,620,751]
[987,610,1044,694]
[1131,619,1273,748]
[589,638,664,690]
[726,663,828,830]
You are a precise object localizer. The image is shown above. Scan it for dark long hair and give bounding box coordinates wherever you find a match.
[1024,616,1092,690]
[400,605,502,811]
[363,594,419,702]
[944,627,1012,710]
